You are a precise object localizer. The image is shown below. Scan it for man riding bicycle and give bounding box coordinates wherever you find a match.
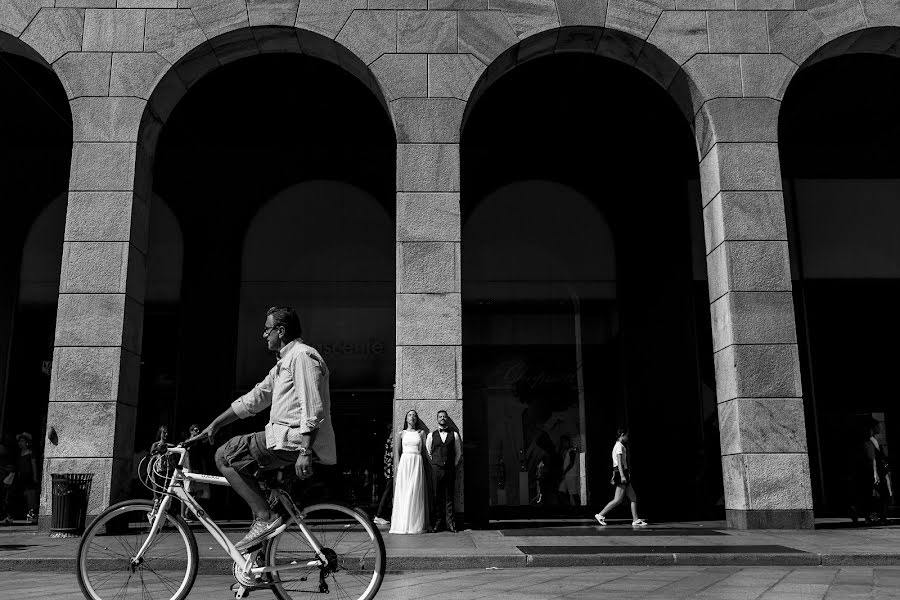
[190,306,337,552]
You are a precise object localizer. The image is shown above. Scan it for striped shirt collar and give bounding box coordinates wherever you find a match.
[276,339,301,360]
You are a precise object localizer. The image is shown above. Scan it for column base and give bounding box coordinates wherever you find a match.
[726,509,814,529]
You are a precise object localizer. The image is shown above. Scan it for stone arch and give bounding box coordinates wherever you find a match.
[777,25,900,516]
[0,28,74,519]
[766,3,900,74]
[130,23,398,472]
[461,25,707,158]
[798,26,900,74]
[458,30,717,522]
[0,29,50,68]
[137,25,393,198]
[760,26,900,105]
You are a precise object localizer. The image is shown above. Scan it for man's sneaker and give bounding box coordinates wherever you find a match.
[373,517,390,526]
[632,519,648,526]
[234,515,284,552]
[594,514,607,526]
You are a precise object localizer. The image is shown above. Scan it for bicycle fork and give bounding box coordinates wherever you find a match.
[130,495,174,570]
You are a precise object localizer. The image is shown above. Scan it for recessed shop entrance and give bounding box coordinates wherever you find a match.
[136,48,395,515]
[780,50,900,519]
[0,46,71,513]
[461,51,717,524]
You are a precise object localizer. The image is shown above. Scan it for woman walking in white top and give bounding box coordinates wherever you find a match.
[595,428,647,526]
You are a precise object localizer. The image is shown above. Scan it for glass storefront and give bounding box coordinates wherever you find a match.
[463,182,618,517]
[781,54,900,517]
[461,53,718,524]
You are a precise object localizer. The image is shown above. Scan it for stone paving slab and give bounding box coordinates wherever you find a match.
[1,518,899,571]
[10,567,900,600]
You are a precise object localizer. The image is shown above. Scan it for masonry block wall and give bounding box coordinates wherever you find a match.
[2,0,897,529]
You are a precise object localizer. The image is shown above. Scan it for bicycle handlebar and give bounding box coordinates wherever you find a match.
[151,438,200,455]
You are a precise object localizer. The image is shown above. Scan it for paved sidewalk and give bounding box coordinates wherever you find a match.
[7,566,900,600]
[1,518,898,571]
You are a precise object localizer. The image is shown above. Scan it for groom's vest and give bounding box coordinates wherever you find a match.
[430,430,456,469]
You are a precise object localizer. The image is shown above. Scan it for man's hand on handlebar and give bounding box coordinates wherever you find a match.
[295,454,314,480]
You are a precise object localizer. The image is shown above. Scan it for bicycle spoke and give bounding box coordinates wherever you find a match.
[143,527,169,556]
[335,538,375,556]
[88,542,134,561]
[79,502,197,600]
[268,506,383,600]
[88,568,122,591]
[140,564,181,597]
[111,573,133,600]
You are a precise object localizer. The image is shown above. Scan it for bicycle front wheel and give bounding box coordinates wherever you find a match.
[77,499,198,600]
[267,503,386,600]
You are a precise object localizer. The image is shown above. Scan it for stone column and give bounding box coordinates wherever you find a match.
[40,94,149,527]
[699,97,813,529]
[394,96,464,510]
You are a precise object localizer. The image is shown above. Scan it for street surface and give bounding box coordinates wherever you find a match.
[5,566,900,600]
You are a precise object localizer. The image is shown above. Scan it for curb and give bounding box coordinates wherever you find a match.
[4,553,900,572]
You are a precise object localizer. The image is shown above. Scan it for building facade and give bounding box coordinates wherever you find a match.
[0,0,898,530]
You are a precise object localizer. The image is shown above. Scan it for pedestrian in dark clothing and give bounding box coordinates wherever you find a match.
[0,437,14,525]
[373,425,393,526]
[14,432,38,523]
[864,419,891,525]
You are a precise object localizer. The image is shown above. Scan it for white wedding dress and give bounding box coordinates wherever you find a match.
[390,430,427,534]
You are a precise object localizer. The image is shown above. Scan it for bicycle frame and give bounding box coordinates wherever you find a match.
[136,446,328,579]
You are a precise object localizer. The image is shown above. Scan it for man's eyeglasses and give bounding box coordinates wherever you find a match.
[263,325,281,336]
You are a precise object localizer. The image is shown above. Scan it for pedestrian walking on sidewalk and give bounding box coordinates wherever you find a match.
[864,419,892,525]
[0,436,14,525]
[595,428,647,527]
[373,424,394,526]
[390,410,428,534]
[14,432,39,524]
[557,435,580,506]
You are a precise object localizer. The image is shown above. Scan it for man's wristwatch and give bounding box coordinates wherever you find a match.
[298,446,313,457]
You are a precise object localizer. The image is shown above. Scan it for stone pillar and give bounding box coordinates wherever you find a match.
[699,97,813,529]
[394,96,464,511]
[40,96,149,528]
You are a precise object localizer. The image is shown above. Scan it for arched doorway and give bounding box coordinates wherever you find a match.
[137,34,395,514]
[461,49,716,524]
[0,42,72,523]
[780,43,900,519]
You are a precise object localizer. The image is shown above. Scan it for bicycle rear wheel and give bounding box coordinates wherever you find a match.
[77,499,198,600]
[266,503,386,600]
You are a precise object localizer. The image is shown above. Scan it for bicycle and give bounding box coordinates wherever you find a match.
[76,440,386,600]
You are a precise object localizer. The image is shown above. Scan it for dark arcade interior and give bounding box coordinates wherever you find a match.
[139,53,396,512]
[461,53,719,525]
[0,51,72,463]
[780,53,900,518]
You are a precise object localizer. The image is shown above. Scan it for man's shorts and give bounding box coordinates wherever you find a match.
[218,431,300,476]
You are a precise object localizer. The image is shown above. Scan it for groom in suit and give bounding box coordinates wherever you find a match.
[425,410,462,533]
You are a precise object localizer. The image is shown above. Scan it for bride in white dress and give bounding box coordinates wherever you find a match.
[390,410,429,534]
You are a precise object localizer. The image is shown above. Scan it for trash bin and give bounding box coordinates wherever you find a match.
[50,473,93,538]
